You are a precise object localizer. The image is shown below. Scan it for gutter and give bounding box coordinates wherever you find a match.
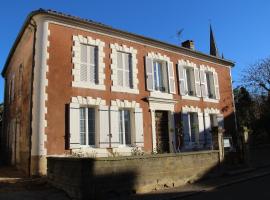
[2,9,234,77]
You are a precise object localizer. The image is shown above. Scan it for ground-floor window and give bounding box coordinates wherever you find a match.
[119,109,131,145]
[210,114,218,129]
[188,112,199,143]
[80,107,95,146]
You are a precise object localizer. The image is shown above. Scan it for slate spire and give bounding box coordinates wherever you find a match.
[210,24,219,57]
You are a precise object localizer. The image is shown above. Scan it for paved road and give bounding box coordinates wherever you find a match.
[180,174,270,200]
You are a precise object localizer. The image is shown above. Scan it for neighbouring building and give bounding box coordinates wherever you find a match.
[0,9,236,175]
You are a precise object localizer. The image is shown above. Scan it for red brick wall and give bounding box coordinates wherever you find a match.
[46,22,235,154]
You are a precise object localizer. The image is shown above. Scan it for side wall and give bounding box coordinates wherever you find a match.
[48,151,220,199]
[1,24,35,175]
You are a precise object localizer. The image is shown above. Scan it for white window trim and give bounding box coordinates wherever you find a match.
[110,43,139,94]
[72,35,106,90]
[204,107,220,114]
[147,52,174,98]
[178,59,200,101]
[200,64,220,103]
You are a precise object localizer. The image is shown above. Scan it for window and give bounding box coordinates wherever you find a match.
[153,60,168,92]
[185,67,196,96]
[119,109,131,145]
[117,51,133,88]
[79,107,95,146]
[206,72,215,99]
[80,44,98,84]
[189,112,199,143]
[210,114,218,128]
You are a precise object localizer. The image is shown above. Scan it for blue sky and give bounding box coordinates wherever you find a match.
[1,0,270,102]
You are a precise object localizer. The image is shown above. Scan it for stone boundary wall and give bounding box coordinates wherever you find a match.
[47,151,220,199]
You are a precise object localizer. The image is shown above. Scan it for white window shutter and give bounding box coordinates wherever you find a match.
[80,44,88,82]
[198,113,205,145]
[134,108,144,147]
[167,61,176,94]
[145,56,154,91]
[98,105,110,148]
[110,106,120,147]
[194,68,201,97]
[213,72,220,99]
[204,113,212,147]
[117,52,124,86]
[200,69,208,98]
[217,114,224,128]
[182,112,190,146]
[177,64,187,96]
[89,46,96,84]
[69,102,80,149]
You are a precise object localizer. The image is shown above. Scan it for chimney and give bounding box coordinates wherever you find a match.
[181,40,194,50]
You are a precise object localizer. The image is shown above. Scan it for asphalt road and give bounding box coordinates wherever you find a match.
[180,174,270,200]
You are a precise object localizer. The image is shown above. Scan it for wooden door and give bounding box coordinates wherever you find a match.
[155,111,169,153]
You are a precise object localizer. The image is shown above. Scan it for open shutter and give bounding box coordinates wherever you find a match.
[217,114,224,128]
[145,56,154,91]
[213,72,220,100]
[98,105,110,148]
[198,113,205,145]
[194,68,201,97]
[204,113,212,147]
[69,103,80,149]
[177,63,187,96]
[110,106,119,147]
[167,61,176,94]
[182,112,190,147]
[134,108,144,147]
[200,69,208,98]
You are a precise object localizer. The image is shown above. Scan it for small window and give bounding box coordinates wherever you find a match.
[153,60,168,92]
[119,109,131,145]
[189,112,199,143]
[185,67,196,96]
[79,107,96,146]
[80,44,98,84]
[210,114,218,128]
[117,51,133,88]
[206,72,216,99]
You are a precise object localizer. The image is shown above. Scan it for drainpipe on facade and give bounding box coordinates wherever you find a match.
[28,19,37,176]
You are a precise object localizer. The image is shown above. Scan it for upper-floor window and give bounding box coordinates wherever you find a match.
[117,51,133,88]
[79,107,96,146]
[178,60,201,99]
[72,35,105,90]
[145,53,175,94]
[205,71,216,99]
[119,109,131,145]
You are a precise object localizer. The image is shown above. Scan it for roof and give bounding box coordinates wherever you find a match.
[1,9,235,77]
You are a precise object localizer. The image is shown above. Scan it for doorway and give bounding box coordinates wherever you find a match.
[155,111,169,153]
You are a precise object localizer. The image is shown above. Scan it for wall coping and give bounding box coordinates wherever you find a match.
[47,150,219,161]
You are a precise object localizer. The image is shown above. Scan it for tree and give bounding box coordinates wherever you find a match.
[242,57,270,95]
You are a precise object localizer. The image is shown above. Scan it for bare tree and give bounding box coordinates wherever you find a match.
[242,57,270,95]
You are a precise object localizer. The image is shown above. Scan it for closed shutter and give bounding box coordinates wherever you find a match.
[98,105,110,148]
[200,69,208,98]
[134,108,144,147]
[110,106,120,147]
[213,72,220,99]
[204,113,212,146]
[145,56,154,91]
[182,112,190,146]
[177,64,187,96]
[194,68,201,97]
[69,103,80,149]
[217,114,224,128]
[198,113,205,145]
[89,46,96,84]
[117,52,124,87]
[80,44,88,82]
[167,61,176,94]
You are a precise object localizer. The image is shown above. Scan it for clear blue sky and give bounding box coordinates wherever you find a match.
[1,0,270,102]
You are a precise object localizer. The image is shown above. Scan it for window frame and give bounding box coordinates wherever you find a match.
[205,71,216,99]
[118,109,132,146]
[116,51,133,88]
[152,59,168,93]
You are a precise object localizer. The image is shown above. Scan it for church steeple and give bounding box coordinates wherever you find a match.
[210,24,219,57]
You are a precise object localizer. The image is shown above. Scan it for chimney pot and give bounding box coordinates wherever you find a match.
[181,40,194,50]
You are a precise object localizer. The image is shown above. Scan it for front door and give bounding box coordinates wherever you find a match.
[155,111,169,153]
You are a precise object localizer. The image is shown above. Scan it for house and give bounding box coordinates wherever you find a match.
[0,9,236,176]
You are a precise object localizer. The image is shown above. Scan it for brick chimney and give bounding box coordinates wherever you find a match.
[181,40,194,50]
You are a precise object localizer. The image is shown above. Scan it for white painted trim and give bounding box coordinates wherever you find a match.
[204,107,220,114]
[111,99,140,109]
[72,35,106,90]
[202,98,219,103]
[31,16,49,156]
[110,43,139,94]
[151,110,157,152]
[182,105,202,113]
[71,96,106,106]
[149,91,173,99]
[182,95,200,101]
